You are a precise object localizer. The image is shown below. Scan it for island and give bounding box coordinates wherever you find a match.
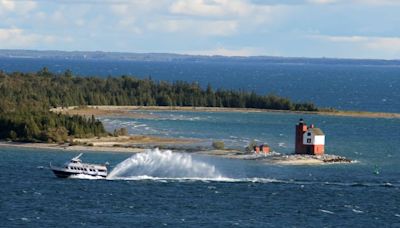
[0,69,396,164]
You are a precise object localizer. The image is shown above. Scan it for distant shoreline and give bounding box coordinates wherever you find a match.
[2,49,400,63]
[51,105,400,119]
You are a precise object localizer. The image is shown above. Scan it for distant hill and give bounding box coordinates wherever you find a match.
[0,49,399,65]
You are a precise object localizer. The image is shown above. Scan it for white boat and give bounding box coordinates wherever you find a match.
[50,153,108,178]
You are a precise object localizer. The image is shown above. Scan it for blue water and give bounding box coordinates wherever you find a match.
[1,57,400,226]
[2,111,400,227]
[1,57,399,112]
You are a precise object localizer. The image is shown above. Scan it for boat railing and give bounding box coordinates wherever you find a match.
[71,153,83,162]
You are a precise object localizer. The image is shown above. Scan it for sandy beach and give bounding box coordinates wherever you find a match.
[0,134,200,154]
[51,105,400,119]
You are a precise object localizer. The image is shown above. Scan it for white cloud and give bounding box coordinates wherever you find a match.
[110,0,163,15]
[311,35,369,42]
[148,19,238,36]
[107,0,287,37]
[110,0,166,35]
[169,0,253,17]
[169,0,281,23]
[365,37,400,51]
[0,0,36,14]
[0,0,15,11]
[352,0,400,5]
[307,0,338,4]
[0,28,55,48]
[145,0,285,37]
[306,0,400,5]
[311,35,400,54]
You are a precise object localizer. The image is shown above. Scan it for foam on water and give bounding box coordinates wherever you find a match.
[107,148,224,180]
[69,174,105,180]
[103,149,400,187]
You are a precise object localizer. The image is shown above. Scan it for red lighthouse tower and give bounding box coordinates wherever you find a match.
[295,119,325,155]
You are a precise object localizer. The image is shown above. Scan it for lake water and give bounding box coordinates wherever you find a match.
[1,58,400,227]
[1,57,399,113]
[1,111,400,227]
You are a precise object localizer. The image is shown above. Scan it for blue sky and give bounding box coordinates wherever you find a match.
[0,0,399,59]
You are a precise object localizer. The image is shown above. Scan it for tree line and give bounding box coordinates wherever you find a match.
[0,68,318,142]
[0,68,318,110]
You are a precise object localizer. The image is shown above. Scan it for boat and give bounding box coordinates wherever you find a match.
[50,153,108,178]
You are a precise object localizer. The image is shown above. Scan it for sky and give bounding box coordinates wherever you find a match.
[0,0,400,59]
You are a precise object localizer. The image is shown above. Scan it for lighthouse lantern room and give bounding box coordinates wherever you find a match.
[295,119,325,155]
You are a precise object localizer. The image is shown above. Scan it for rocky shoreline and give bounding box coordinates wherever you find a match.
[204,151,353,165]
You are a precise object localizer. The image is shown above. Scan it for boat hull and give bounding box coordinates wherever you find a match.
[50,166,107,178]
[51,169,73,178]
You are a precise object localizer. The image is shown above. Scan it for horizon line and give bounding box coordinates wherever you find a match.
[0,48,399,62]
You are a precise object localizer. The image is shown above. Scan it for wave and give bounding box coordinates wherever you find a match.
[108,175,282,183]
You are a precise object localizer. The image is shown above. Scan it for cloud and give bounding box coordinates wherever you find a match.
[0,28,55,48]
[0,0,37,14]
[169,0,253,17]
[311,35,368,42]
[306,0,338,4]
[107,0,286,38]
[148,19,238,36]
[351,0,400,5]
[311,35,400,54]
[0,0,15,11]
[179,1,273,19]
[306,0,400,5]
[365,37,400,51]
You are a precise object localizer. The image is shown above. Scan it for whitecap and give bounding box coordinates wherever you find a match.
[352,209,364,213]
[319,209,335,214]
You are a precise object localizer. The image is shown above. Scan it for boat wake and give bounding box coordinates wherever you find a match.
[69,174,106,180]
[66,149,399,188]
[107,148,223,180]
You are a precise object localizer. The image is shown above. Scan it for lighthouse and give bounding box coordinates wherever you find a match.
[295,119,325,155]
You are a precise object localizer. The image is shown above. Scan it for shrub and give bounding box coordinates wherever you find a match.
[113,127,129,136]
[245,140,258,152]
[212,140,225,150]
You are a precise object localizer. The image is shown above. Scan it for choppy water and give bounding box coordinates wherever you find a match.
[1,58,400,226]
[1,111,400,227]
[1,58,400,112]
